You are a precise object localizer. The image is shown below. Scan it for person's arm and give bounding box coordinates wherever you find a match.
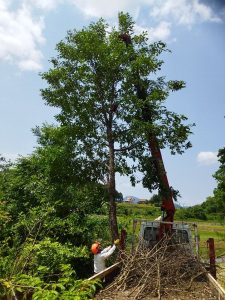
[101,246,112,254]
[100,244,116,259]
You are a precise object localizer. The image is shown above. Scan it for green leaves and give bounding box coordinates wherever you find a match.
[0,271,101,300]
[118,12,135,34]
[40,13,194,193]
[168,80,186,91]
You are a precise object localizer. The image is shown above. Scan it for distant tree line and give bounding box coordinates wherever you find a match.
[175,147,225,221]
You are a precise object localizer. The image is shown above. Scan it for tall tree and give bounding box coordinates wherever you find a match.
[41,13,194,239]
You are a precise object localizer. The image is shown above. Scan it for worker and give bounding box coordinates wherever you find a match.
[91,239,120,274]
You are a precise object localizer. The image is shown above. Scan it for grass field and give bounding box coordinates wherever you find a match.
[217,263,225,288]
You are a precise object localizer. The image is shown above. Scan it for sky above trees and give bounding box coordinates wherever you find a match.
[0,0,225,206]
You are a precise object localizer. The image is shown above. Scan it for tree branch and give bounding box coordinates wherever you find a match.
[114,143,138,152]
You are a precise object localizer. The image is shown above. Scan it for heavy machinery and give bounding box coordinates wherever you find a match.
[139,220,192,248]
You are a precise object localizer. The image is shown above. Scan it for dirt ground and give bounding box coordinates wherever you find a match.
[96,281,217,300]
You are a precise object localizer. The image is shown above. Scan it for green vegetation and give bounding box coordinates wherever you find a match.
[0,150,225,298]
[218,263,225,288]
[117,202,160,218]
[40,11,194,239]
[0,11,224,300]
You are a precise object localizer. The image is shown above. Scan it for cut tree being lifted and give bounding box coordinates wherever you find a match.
[119,31,176,239]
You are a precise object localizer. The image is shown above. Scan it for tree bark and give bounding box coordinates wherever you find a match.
[107,131,119,240]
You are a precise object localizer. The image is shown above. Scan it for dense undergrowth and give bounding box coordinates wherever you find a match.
[0,178,224,300]
[0,188,224,299]
[0,144,224,299]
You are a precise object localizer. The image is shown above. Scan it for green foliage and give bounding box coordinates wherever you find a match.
[1,141,108,219]
[0,267,101,300]
[118,12,135,33]
[86,215,111,243]
[117,202,160,219]
[40,12,194,239]
[0,205,107,299]
[149,194,161,206]
[15,238,89,278]
[0,200,10,227]
[0,148,111,299]
[175,205,207,221]
[210,147,225,213]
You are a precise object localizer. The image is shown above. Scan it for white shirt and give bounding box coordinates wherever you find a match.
[94,244,116,273]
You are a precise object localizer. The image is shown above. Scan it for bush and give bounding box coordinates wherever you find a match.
[0,267,101,300]
[176,206,207,221]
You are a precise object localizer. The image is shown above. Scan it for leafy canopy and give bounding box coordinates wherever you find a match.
[41,12,194,192]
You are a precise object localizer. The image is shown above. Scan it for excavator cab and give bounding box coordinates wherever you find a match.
[139,220,193,252]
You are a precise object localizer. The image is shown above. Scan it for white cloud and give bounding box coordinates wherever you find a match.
[150,21,171,41]
[0,0,222,71]
[150,0,221,26]
[197,151,218,166]
[68,0,221,45]
[25,0,64,11]
[70,0,142,18]
[0,0,45,71]
[134,21,171,42]
[70,0,221,25]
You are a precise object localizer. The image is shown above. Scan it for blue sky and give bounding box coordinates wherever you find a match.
[0,0,225,206]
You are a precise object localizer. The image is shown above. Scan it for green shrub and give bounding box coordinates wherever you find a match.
[0,266,101,300]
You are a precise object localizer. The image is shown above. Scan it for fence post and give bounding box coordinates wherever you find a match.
[207,238,216,279]
[120,228,127,251]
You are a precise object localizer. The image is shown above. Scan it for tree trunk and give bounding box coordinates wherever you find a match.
[108,137,119,240]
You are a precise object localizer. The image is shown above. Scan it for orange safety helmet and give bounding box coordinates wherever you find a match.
[91,241,101,254]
